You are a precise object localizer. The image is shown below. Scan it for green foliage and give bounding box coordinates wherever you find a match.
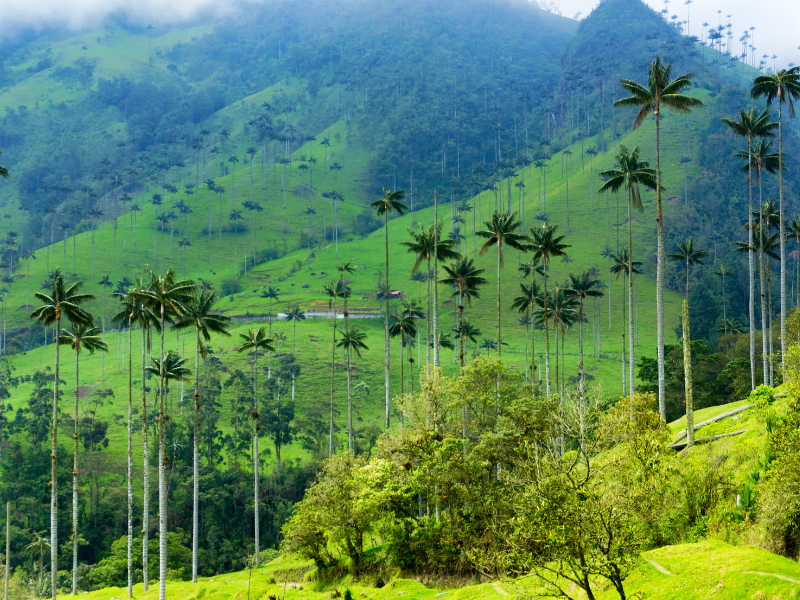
[757,347,800,558]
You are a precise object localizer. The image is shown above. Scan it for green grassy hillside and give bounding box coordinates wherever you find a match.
[53,537,800,600]
[1,78,735,466]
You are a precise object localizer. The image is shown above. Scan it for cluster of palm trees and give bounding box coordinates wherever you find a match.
[31,267,242,600]
[722,65,800,389]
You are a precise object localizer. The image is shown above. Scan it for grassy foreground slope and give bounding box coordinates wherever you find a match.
[61,540,800,600]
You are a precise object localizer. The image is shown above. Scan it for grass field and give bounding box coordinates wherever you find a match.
[56,537,800,600]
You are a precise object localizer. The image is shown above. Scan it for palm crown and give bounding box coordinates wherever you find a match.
[31,269,95,327]
[615,56,704,126]
[598,145,658,210]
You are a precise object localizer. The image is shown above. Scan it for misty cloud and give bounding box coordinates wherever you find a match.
[0,0,254,36]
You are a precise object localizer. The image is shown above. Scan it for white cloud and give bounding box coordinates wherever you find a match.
[561,0,800,69]
[0,0,249,35]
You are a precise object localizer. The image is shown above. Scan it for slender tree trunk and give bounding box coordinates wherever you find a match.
[779,101,786,374]
[384,211,391,430]
[655,109,666,419]
[127,319,133,598]
[683,300,694,447]
[192,328,200,583]
[5,501,9,600]
[543,265,551,396]
[158,306,168,600]
[759,213,769,386]
[72,349,80,595]
[51,317,60,600]
[253,353,260,565]
[496,240,502,357]
[433,192,440,368]
[347,345,354,451]
[628,191,635,394]
[142,324,149,592]
[747,137,756,390]
[329,297,337,458]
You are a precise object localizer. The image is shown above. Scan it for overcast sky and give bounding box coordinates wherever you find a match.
[561,0,800,68]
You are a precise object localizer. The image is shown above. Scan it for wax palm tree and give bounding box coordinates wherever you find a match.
[401,223,458,369]
[615,56,704,419]
[285,306,306,401]
[337,328,368,450]
[335,262,356,341]
[132,267,194,600]
[248,202,262,266]
[477,211,528,356]
[323,280,345,457]
[30,270,94,600]
[722,107,776,390]
[512,281,540,381]
[440,256,487,367]
[58,323,106,595]
[752,66,800,369]
[229,210,243,276]
[599,145,658,394]
[259,286,280,378]
[567,271,603,414]
[110,287,142,597]
[528,224,570,396]
[174,290,230,583]
[389,312,417,395]
[234,327,275,565]
[24,250,36,307]
[586,147,598,210]
[370,188,407,430]
[669,239,709,300]
[113,280,159,593]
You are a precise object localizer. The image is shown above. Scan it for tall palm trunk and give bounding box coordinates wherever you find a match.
[329,297,337,458]
[347,344,354,451]
[72,348,80,595]
[543,264,551,396]
[433,192,440,368]
[655,108,666,419]
[496,240,502,356]
[628,190,635,394]
[192,327,200,583]
[51,316,60,600]
[577,297,585,451]
[252,352,260,565]
[158,307,167,600]
[747,136,756,390]
[142,324,149,592]
[127,319,133,598]
[759,219,769,386]
[778,100,787,373]
[384,208,391,430]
